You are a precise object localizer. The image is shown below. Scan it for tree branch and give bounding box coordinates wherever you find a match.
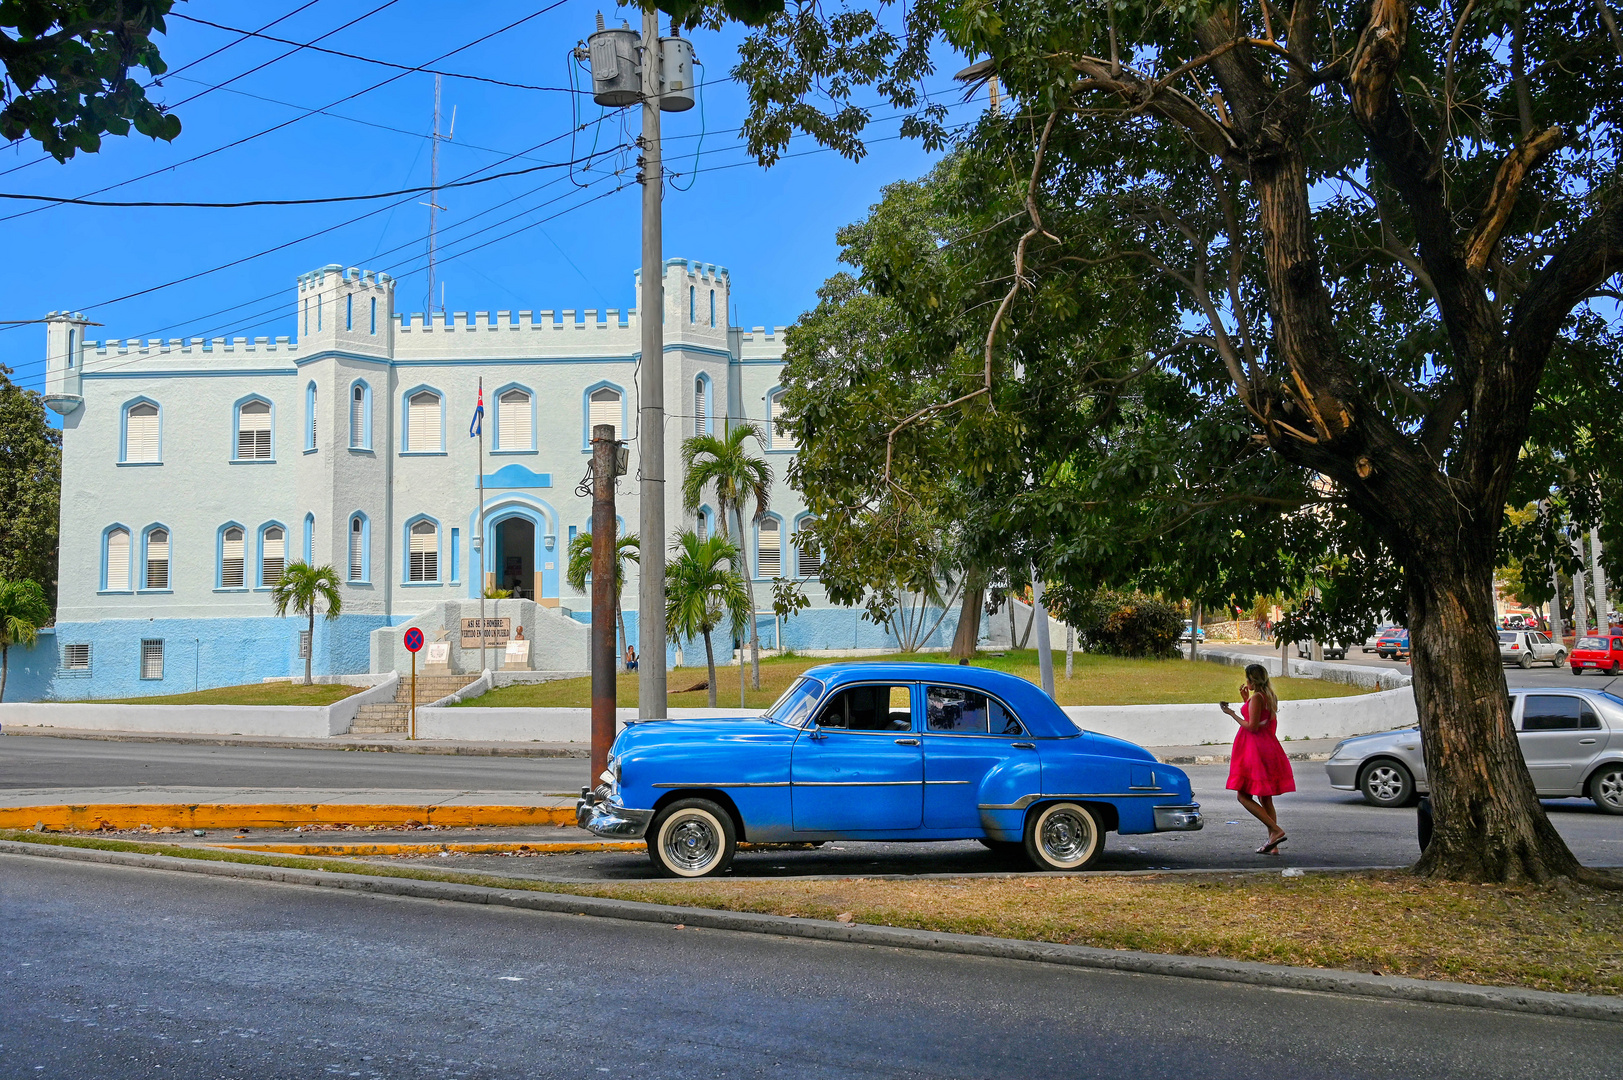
[1465,126,1565,272]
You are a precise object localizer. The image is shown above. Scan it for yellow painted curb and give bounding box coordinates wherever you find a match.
[213,841,641,856]
[0,803,576,832]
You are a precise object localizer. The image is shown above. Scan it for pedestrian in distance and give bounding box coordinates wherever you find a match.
[1220,663,1295,854]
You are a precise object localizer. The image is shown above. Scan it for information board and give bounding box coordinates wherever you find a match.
[460,617,511,648]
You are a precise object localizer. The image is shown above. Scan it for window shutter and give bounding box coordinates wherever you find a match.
[758,519,781,577]
[797,533,822,577]
[145,530,169,589]
[126,404,159,462]
[408,392,440,452]
[350,386,366,447]
[588,388,620,439]
[106,529,130,590]
[349,518,365,580]
[410,521,438,581]
[770,393,796,450]
[222,528,245,588]
[498,389,531,450]
[694,378,707,435]
[238,401,271,459]
[261,527,285,585]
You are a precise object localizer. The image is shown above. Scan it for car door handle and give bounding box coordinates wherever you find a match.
[895,738,919,746]
[1579,738,1598,745]
[1011,742,1035,749]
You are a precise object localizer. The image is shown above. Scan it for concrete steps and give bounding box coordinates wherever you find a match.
[349,675,480,734]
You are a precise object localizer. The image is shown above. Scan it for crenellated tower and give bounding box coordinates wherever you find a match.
[296,264,395,358]
[42,310,90,415]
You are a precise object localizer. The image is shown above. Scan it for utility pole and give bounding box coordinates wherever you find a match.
[591,424,619,780]
[636,6,668,719]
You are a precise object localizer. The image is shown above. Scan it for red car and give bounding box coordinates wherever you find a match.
[1571,632,1623,675]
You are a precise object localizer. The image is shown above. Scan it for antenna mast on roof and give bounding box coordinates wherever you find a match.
[422,75,456,314]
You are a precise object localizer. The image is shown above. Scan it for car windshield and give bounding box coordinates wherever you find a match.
[1498,632,1519,643]
[763,677,824,727]
[1576,637,1606,650]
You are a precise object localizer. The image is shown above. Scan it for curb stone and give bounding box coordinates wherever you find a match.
[3,839,1618,1024]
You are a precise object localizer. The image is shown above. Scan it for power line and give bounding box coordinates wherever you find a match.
[170,11,588,94]
[0,1,566,225]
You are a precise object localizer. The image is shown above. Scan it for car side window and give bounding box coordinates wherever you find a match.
[815,685,913,732]
[925,685,1026,736]
[1522,695,1584,731]
[1614,638,1623,651]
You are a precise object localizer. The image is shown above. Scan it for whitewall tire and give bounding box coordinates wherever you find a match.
[1023,802,1104,871]
[647,798,737,878]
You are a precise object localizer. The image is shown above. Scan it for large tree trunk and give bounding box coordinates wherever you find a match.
[1407,549,1582,883]
[305,609,314,686]
[949,585,983,658]
[1,644,9,702]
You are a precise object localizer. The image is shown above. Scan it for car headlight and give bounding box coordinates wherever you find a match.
[1328,740,1349,760]
[600,756,620,787]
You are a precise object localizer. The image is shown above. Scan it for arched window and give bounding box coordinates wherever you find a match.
[690,284,696,322]
[237,399,272,460]
[305,382,318,451]
[497,388,533,450]
[260,526,285,586]
[349,382,370,449]
[349,515,368,582]
[144,528,170,590]
[105,527,131,591]
[303,513,315,564]
[696,508,710,543]
[767,389,795,451]
[221,526,245,588]
[345,293,353,331]
[409,519,439,582]
[694,376,708,436]
[709,289,716,327]
[124,401,159,463]
[796,522,822,578]
[406,390,442,452]
[370,296,377,335]
[588,386,621,440]
[66,328,75,368]
[757,517,781,577]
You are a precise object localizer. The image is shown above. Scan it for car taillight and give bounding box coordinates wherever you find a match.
[1510,643,1519,649]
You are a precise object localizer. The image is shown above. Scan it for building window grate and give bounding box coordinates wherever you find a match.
[140,639,164,680]
[62,643,91,671]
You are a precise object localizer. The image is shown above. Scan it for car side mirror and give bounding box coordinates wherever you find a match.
[807,727,827,740]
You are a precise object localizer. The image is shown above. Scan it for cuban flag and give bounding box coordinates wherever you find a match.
[469,385,484,438]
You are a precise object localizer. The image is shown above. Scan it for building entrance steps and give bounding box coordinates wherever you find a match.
[350,674,482,735]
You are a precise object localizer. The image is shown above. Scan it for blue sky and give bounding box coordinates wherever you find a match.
[0,0,980,394]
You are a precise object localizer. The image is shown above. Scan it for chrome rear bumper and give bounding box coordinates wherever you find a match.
[1153,803,1203,831]
[576,788,654,840]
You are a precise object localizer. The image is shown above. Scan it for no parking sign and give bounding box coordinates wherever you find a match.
[404,627,424,653]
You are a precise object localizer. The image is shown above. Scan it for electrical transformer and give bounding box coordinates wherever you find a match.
[658,35,695,112]
[587,16,641,107]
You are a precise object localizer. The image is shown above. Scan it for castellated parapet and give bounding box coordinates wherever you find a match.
[297,264,395,358]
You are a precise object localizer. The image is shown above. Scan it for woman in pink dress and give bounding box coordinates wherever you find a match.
[1220,663,1295,854]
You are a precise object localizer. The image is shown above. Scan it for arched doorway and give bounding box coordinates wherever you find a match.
[494,517,535,598]
[476,499,559,603]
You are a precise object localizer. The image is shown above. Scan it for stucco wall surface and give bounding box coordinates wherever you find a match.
[1063,687,1417,747]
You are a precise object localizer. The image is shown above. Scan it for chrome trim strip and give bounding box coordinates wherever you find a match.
[924,780,971,785]
[978,792,1178,810]
[650,782,790,788]
[793,780,923,787]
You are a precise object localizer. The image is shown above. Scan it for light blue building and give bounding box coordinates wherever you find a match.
[27,258,919,700]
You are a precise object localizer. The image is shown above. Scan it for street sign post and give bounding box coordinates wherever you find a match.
[403,628,424,739]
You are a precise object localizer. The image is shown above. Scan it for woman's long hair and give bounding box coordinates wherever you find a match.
[1244,663,1279,716]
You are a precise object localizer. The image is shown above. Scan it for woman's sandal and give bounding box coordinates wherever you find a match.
[1257,834,1287,855]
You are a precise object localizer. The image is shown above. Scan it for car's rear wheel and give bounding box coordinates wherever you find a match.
[1589,766,1623,816]
[1551,651,1566,668]
[1572,666,1584,675]
[1023,802,1104,871]
[1358,759,1416,808]
[647,798,737,878]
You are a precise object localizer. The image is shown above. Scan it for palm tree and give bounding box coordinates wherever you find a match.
[270,562,343,685]
[0,577,51,702]
[566,530,640,669]
[664,530,751,708]
[681,420,773,697]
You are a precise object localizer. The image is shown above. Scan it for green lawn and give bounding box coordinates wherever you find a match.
[456,650,1369,709]
[69,682,362,706]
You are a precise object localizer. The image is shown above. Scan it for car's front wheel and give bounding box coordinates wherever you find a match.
[1358,759,1416,808]
[647,798,737,878]
[1023,802,1104,871]
[1589,766,1623,816]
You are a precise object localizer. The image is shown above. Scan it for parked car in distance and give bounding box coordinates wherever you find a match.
[1324,687,1623,813]
[1571,633,1623,675]
[1375,628,1409,660]
[1499,629,1567,668]
[577,662,1204,877]
[1363,626,1398,653]
[1179,620,1206,642]
[1297,641,1348,660]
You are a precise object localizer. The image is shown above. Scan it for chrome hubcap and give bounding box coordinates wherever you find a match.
[663,814,720,872]
[1599,771,1623,809]
[1367,767,1405,802]
[1040,809,1093,864]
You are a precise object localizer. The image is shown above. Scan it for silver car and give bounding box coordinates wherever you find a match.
[1325,687,1623,813]
[1499,629,1567,668]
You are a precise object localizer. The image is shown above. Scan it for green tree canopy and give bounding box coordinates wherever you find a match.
[0,365,61,602]
[270,562,342,686]
[665,529,751,708]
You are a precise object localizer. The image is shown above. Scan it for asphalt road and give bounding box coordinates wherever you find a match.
[5,855,1617,1080]
[0,735,588,793]
[389,762,1623,881]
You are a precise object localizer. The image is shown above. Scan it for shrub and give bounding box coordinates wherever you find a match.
[1078,590,1183,658]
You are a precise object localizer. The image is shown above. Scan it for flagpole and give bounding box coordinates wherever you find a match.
[477,377,487,676]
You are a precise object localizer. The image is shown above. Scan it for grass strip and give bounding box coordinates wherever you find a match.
[62,682,362,706]
[6,829,1616,998]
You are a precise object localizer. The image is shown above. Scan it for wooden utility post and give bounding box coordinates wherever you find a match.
[590,423,619,781]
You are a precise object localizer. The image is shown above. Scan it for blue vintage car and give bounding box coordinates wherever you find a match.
[577,662,1203,876]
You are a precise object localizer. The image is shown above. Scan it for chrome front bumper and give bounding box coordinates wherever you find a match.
[576,787,654,840]
[1153,803,1203,831]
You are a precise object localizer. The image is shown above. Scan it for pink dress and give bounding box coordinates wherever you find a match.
[1227,697,1296,797]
